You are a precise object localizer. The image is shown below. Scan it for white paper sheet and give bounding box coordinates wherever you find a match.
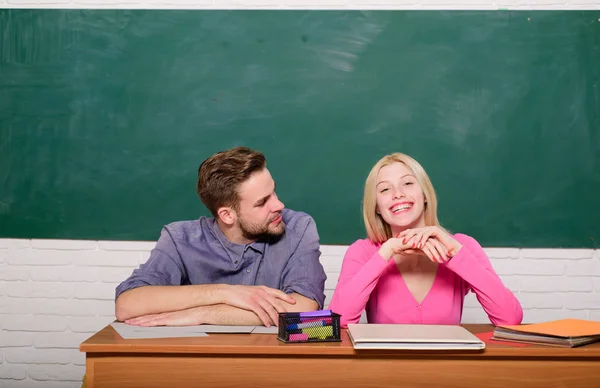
[251,326,279,334]
[111,322,210,339]
[111,322,278,339]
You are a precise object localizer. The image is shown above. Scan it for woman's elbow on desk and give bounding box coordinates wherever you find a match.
[339,314,361,329]
[333,307,361,328]
[504,307,524,326]
[489,301,524,326]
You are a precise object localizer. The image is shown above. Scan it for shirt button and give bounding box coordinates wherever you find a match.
[246,268,251,273]
[234,261,238,264]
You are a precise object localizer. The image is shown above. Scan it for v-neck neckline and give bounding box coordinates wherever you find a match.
[395,262,440,306]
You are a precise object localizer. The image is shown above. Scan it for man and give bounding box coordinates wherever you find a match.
[115,146,326,327]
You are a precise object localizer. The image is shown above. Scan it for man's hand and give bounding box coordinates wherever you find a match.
[125,306,205,327]
[219,285,297,327]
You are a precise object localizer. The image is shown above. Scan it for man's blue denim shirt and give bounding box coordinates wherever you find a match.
[115,208,327,308]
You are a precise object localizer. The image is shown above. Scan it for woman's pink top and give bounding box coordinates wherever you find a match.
[329,233,523,327]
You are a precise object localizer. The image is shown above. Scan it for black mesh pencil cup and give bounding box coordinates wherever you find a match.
[277,310,341,343]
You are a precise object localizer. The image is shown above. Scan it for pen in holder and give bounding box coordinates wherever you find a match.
[277,310,341,343]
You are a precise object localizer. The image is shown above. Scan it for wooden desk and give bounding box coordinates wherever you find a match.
[80,324,600,388]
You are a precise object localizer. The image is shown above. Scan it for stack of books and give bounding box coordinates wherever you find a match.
[492,319,600,347]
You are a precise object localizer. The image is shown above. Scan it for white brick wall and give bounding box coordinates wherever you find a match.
[1,237,598,386]
[0,239,600,388]
[0,239,155,388]
[1,1,599,386]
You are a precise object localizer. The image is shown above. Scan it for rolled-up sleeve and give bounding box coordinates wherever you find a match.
[115,227,187,300]
[280,217,327,309]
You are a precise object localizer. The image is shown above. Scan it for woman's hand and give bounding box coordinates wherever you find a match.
[397,226,462,260]
[378,236,418,261]
[388,238,452,264]
[379,234,448,264]
[419,238,452,263]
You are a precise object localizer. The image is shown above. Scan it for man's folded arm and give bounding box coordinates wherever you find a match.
[114,227,220,321]
[115,283,225,322]
[285,293,318,312]
[197,293,316,325]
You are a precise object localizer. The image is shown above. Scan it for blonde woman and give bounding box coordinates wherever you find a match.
[329,153,522,327]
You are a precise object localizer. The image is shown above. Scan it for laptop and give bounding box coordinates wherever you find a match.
[347,324,486,350]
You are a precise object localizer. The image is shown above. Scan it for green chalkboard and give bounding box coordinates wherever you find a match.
[1,10,599,247]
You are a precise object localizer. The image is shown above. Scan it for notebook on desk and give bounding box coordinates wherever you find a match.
[493,319,600,348]
[347,324,486,350]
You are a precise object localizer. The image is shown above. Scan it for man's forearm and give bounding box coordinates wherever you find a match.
[199,304,264,325]
[115,284,225,321]
[200,294,316,325]
[200,293,318,326]
[116,282,320,323]
[285,293,319,313]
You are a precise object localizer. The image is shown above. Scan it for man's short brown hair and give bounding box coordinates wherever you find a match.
[197,146,266,217]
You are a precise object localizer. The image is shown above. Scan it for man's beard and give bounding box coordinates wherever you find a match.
[238,214,285,242]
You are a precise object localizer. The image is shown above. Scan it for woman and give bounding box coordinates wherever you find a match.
[329,153,523,327]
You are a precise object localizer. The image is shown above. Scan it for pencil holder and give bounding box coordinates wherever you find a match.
[277,310,342,343]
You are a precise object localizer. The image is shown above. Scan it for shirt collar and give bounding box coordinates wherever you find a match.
[207,218,265,255]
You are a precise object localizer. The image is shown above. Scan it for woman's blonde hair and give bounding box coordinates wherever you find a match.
[363,153,443,243]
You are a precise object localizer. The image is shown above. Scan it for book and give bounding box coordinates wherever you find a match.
[347,324,485,350]
[492,319,600,348]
